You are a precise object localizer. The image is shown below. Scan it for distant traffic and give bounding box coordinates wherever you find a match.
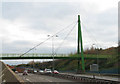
[15,68,59,75]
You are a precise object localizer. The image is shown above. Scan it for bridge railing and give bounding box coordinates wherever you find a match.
[0,53,115,60]
[0,53,69,57]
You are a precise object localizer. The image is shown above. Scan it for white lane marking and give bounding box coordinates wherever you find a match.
[39,76,53,82]
[23,76,32,82]
[1,68,6,73]
[21,74,53,82]
[26,79,29,80]
[44,79,53,82]
[36,75,53,82]
[3,79,6,82]
[0,74,4,79]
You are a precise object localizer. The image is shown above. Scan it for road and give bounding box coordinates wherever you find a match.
[17,73,82,84]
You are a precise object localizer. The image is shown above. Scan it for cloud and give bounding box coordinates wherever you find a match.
[1,1,118,54]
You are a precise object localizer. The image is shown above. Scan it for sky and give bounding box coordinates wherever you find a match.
[0,0,119,65]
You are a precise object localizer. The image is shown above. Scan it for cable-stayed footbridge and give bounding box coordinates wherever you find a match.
[1,53,109,59]
[1,15,110,72]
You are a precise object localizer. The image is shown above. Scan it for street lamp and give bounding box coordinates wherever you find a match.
[48,35,58,71]
[33,48,36,73]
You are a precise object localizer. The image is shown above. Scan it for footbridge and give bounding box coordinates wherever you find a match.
[1,53,109,60]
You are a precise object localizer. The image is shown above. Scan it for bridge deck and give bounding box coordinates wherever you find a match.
[1,56,108,60]
[0,53,113,60]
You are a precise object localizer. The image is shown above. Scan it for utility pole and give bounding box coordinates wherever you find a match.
[77,15,85,73]
[52,36,54,71]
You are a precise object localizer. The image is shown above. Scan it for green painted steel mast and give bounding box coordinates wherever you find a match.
[77,15,85,72]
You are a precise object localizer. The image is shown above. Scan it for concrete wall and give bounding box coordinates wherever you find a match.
[0,61,24,83]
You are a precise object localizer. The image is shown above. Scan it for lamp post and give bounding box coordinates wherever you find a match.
[33,48,36,73]
[48,35,58,71]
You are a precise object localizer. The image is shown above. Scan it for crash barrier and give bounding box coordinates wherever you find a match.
[0,61,24,83]
[42,73,119,84]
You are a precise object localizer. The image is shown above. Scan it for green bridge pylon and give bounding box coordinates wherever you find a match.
[77,15,85,73]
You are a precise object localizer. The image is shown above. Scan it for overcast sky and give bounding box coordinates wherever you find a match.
[0,0,119,65]
[0,0,119,55]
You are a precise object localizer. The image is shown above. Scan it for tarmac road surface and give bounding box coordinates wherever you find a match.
[17,73,82,84]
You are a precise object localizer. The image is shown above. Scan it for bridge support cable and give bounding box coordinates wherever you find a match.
[19,21,77,57]
[82,22,102,48]
[82,22,101,66]
[54,22,77,54]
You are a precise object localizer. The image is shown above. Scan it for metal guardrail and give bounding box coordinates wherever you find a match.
[45,73,120,83]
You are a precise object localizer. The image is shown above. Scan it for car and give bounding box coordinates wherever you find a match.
[34,70,37,73]
[39,70,44,74]
[52,70,59,74]
[23,70,28,75]
[15,71,18,74]
[44,69,52,74]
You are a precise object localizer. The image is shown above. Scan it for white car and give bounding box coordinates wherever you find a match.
[44,69,52,74]
[39,70,44,74]
[34,70,37,73]
[15,71,18,74]
[23,70,28,75]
